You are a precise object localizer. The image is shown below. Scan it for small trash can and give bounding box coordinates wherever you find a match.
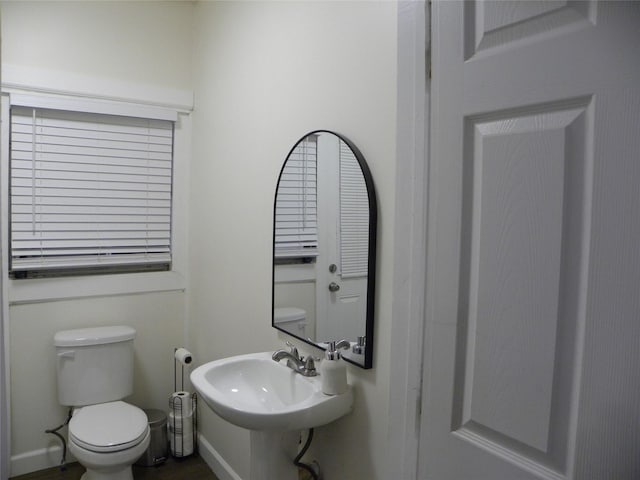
[135,408,168,467]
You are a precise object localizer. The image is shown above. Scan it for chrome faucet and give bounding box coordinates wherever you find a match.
[272,342,318,377]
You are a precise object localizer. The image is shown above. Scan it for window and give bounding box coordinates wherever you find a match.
[274,135,318,259]
[9,105,174,278]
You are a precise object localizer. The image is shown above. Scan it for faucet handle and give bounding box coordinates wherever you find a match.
[353,336,366,354]
[303,356,318,376]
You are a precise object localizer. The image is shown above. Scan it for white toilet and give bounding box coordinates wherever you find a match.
[54,326,150,480]
[274,307,307,338]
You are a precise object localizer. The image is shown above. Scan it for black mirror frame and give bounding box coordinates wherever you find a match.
[272,130,377,369]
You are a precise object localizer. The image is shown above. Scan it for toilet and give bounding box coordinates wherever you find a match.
[54,326,150,480]
[274,307,307,338]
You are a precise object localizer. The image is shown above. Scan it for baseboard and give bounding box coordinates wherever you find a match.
[11,434,238,479]
[197,434,243,480]
[10,446,77,477]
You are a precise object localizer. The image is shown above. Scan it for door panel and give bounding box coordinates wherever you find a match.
[466,1,594,59]
[421,2,640,479]
[453,101,590,469]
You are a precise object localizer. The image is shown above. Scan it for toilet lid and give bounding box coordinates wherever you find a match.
[69,401,149,453]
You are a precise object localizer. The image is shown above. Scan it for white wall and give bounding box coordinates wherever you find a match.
[1,0,192,92]
[2,1,400,478]
[189,2,397,479]
[0,1,194,476]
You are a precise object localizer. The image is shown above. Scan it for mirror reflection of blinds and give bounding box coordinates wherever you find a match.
[9,106,173,275]
[275,136,318,258]
[339,141,369,278]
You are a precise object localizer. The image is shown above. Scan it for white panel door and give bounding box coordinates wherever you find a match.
[420,1,640,479]
[316,134,367,342]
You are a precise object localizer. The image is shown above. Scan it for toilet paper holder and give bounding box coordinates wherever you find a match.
[170,347,197,458]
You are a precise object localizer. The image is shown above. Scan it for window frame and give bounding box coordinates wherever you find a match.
[1,91,190,304]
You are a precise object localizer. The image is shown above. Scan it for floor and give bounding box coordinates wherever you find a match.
[10,455,314,480]
[9,455,220,480]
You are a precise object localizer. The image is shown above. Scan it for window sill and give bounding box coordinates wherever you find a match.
[7,269,186,305]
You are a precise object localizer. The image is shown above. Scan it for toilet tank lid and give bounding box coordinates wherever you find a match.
[54,326,136,347]
[274,307,306,323]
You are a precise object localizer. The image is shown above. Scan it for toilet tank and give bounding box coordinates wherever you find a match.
[54,326,136,407]
[274,307,307,338]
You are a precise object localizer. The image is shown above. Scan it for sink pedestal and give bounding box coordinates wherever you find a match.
[191,352,354,479]
[249,430,300,480]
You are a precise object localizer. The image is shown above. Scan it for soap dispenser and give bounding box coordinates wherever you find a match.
[320,340,350,395]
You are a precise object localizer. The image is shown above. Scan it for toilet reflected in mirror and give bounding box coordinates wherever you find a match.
[274,307,308,339]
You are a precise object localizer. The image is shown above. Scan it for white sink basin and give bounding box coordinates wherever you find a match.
[190,351,353,431]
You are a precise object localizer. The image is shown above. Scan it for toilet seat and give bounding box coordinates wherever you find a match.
[69,401,149,453]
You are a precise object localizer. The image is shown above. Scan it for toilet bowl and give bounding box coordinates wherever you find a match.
[67,401,150,480]
[54,326,149,480]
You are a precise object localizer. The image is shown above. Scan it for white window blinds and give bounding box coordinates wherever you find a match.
[274,136,318,258]
[339,141,369,278]
[10,106,173,276]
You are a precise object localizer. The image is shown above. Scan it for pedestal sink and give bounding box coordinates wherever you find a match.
[190,352,353,480]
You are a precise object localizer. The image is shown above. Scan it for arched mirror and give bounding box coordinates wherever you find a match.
[272,130,376,368]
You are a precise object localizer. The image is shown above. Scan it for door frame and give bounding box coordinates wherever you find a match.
[388,1,429,478]
[0,92,9,480]
[1,262,7,480]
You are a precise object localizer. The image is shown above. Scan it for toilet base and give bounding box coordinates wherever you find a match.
[69,427,150,480]
[79,466,133,480]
